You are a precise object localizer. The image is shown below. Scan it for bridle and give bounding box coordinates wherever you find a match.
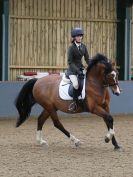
[103,70,119,87]
[103,82,119,87]
[87,59,120,88]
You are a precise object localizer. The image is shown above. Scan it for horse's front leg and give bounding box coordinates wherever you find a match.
[102,114,115,143]
[102,103,121,150]
[91,106,120,149]
[104,120,121,150]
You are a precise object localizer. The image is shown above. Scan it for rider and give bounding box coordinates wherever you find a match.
[66,27,90,111]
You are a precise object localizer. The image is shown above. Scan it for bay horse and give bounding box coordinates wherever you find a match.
[15,53,121,150]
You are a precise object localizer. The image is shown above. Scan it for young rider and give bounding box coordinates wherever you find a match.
[66,27,90,111]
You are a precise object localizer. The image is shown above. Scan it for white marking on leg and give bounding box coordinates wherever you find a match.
[109,128,115,135]
[36,130,48,146]
[106,128,115,140]
[70,134,80,147]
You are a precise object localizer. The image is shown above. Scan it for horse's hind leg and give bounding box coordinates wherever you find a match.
[50,110,81,146]
[36,110,49,145]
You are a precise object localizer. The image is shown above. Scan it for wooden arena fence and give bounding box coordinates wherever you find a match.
[9,0,118,80]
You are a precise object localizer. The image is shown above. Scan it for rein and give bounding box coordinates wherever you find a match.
[87,79,108,88]
[88,79,118,88]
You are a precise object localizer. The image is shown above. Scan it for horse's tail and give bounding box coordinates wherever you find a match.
[15,78,38,127]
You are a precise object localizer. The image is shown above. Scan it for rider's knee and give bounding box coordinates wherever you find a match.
[69,75,79,89]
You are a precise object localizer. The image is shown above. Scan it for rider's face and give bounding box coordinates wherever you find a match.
[75,35,83,43]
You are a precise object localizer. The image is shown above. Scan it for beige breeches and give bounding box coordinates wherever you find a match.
[69,75,78,90]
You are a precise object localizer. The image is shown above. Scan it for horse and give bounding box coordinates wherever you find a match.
[15,53,121,150]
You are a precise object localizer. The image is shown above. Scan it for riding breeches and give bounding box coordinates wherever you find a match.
[69,75,78,90]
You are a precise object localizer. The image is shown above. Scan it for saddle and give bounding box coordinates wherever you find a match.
[59,73,88,111]
[59,73,85,100]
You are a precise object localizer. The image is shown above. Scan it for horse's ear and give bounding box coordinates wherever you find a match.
[111,60,117,68]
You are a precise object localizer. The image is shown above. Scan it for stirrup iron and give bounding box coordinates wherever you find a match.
[68,102,78,112]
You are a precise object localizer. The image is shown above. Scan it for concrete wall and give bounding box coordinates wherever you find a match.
[0,81,133,118]
[110,81,133,114]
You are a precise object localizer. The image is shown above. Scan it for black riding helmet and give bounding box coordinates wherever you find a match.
[71,27,84,38]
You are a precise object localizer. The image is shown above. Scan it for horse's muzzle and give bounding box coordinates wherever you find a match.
[111,85,121,96]
[114,92,120,96]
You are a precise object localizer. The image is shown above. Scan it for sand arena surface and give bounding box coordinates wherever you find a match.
[0,115,133,177]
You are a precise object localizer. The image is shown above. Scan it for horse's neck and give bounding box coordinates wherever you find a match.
[86,68,104,86]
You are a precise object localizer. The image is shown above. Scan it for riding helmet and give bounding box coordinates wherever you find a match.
[71,27,84,38]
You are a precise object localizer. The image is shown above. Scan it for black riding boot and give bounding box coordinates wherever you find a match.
[68,88,79,112]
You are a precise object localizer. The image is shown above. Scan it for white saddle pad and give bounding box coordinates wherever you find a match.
[59,75,86,100]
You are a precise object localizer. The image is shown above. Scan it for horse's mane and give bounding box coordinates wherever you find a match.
[86,53,112,75]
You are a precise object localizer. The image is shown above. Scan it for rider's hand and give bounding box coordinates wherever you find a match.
[78,71,84,79]
[78,70,83,75]
[83,69,86,75]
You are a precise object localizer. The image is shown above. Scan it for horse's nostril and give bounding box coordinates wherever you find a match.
[114,92,120,96]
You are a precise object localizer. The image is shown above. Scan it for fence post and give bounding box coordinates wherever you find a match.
[2,0,9,81]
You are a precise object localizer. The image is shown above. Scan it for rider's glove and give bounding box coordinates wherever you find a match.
[78,71,84,79]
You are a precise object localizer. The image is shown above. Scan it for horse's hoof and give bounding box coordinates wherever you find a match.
[37,140,49,146]
[75,140,81,147]
[114,146,123,152]
[70,134,81,147]
[41,141,49,146]
[104,136,110,143]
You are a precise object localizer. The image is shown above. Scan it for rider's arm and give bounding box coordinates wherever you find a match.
[84,46,89,65]
[68,46,80,74]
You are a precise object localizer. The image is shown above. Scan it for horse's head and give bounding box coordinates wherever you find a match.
[104,60,121,96]
[87,53,121,96]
